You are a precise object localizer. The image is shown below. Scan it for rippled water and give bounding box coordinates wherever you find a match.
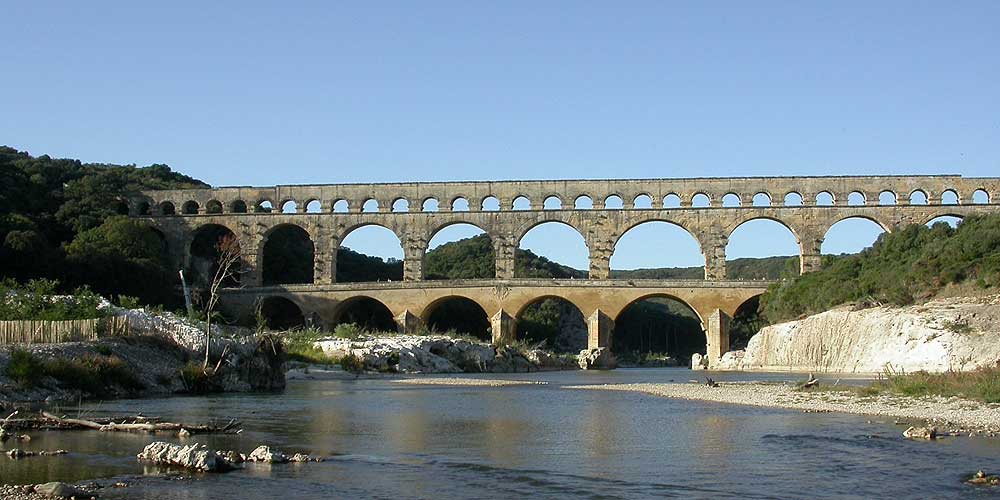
[2,369,998,499]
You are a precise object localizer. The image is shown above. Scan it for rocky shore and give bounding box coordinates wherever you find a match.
[568,381,1000,434]
[0,308,286,405]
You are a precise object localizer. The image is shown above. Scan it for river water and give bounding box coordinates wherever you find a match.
[2,369,998,499]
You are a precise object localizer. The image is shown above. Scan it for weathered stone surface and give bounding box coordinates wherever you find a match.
[690,353,707,370]
[903,426,937,440]
[727,295,1000,373]
[137,441,231,472]
[578,347,617,370]
[34,482,89,498]
[247,445,289,464]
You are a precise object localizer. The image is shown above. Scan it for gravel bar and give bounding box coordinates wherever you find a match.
[393,378,548,387]
[567,382,1000,434]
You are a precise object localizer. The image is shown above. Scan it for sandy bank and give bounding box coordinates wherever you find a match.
[567,382,1000,433]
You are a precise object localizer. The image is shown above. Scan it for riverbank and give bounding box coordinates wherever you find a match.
[0,308,286,406]
[568,381,1000,434]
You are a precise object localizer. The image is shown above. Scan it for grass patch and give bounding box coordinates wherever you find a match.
[795,365,1000,403]
[3,348,143,396]
[283,327,341,365]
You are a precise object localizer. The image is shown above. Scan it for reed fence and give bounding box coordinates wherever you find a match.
[0,316,131,344]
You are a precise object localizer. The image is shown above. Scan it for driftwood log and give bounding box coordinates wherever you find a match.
[2,412,242,435]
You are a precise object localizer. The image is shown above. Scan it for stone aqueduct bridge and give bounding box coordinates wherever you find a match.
[130,175,1000,366]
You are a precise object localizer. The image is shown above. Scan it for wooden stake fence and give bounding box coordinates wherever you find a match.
[0,316,130,344]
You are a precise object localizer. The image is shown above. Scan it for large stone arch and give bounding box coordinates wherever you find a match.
[331,295,398,332]
[259,223,315,285]
[187,222,243,286]
[425,220,495,251]
[611,292,707,361]
[419,294,492,341]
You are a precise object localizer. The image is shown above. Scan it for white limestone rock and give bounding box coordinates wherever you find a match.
[137,441,232,472]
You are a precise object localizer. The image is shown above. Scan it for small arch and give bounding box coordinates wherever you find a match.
[159,201,176,215]
[815,191,834,206]
[305,200,322,213]
[333,296,396,332]
[481,196,500,211]
[182,201,200,215]
[512,196,531,210]
[972,189,989,204]
[422,198,440,212]
[136,201,151,216]
[256,200,274,213]
[822,217,887,255]
[691,193,710,208]
[205,200,223,214]
[261,224,314,285]
[783,192,803,206]
[424,296,490,341]
[878,191,897,205]
[847,192,865,206]
[909,190,929,205]
[259,296,305,330]
[663,193,681,208]
[604,195,624,209]
[543,195,562,210]
[752,193,771,207]
[613,295,705,365]
[722,193,741,207]
[391,198,410,212]
[280,200,298,213]
[363,199,380,213]
[230,200,248,213]
[514,296,587,353]
[451,197,470,211]
[332,199,349,213]
[940,189,959,205]
[574,195,593,209]
[633,194,653,209]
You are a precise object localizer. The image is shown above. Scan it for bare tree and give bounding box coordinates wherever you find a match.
[202,235,242,372]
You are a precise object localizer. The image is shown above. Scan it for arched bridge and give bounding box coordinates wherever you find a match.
[130,174,1000,367]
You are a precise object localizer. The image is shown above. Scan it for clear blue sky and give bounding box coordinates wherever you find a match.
[3,2,997,270]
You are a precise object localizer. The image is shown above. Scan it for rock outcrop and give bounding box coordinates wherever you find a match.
[315,335,576,373]
[137,442,233,472]
[577,347,616,370]
[723,295,1000,373]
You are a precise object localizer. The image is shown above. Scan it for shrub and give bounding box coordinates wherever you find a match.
[333,323,364,340]
[4,348,44,386]
[340,353,364,373]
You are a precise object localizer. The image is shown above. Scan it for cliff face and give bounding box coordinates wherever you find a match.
[719,295,1000,373]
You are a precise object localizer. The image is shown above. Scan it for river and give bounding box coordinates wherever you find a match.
[2,369,998,499]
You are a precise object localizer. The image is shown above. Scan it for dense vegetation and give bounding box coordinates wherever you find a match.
[761,215,1000,323]
[0,147,205,305]
[0,279,106,321]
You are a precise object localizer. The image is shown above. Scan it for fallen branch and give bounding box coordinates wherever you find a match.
[36,412,240,434]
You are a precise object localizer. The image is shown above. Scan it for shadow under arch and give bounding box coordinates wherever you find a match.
[188,223,241,287]
[333,295,397,332]
[513,295,588,353]
[612,293,706,365]
[729,294,765,350]
[337,223,404,283]
[422,295,491,341]
[259,296,305,330]
[261,223,314,285]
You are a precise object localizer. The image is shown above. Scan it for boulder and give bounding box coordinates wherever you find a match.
[34,482,90,498]
[137,441,232,472]
[247,445,289,463]
[578,347,617,370]
[902,426,937,440]
[714,350,745,370]
[691,353,708,370]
